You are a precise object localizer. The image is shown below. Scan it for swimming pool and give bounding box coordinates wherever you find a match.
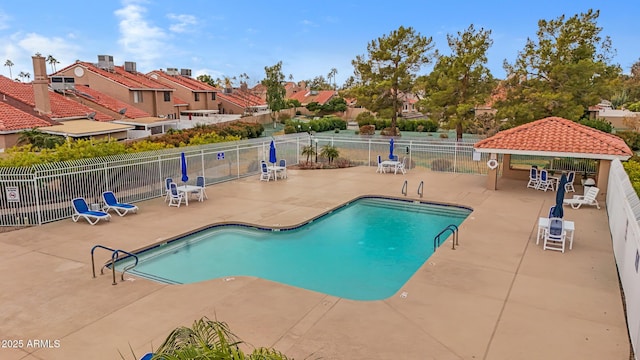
[116,197,471,300]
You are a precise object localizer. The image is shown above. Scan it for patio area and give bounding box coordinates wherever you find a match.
[0,166,629,360]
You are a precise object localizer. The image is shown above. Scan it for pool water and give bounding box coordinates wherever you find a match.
[117,197,471,300]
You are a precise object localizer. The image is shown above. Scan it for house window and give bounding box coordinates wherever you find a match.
[164,91,171,102]
[211,93,216,100]
[194,93,200,102]
[133,91,143,103]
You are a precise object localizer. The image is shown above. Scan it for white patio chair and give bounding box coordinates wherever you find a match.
[527,167,539,189]
[168,182,185,207]
[395,157,407,174]
[376,155,385,173]
[536,169,554,192]
[190,176,207,201]
[564,171,576,193]
[543,217,567,253]
[260,161,273,181]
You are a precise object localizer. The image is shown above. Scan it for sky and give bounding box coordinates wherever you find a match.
[0,0,638,87]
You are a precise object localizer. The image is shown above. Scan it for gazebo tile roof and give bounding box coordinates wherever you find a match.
[474,116,632,157]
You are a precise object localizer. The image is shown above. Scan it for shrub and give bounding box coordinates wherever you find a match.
[279,113,291,122]
[616,130,640,151]
[283,125,297,134]
[439,133,449,138]
[356,111,375,126]
[334,128,340,133]
[578,118,613,133]
[359,125,375,135]
[431,158,453,172]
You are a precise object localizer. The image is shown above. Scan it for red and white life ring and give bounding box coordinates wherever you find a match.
[487,159,499,170]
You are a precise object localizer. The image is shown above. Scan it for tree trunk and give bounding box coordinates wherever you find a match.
[456,122,463,141]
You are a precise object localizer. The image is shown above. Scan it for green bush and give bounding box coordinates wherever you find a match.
[616,131,640,151]
[623,158,640,195]
[578,118,613,133]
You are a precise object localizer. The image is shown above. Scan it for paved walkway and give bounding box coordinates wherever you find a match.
[0,167,629,359]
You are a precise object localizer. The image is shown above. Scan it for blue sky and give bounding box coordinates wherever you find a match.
[0,0,637,87]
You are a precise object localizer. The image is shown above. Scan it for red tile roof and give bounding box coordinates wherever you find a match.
[147,70,216,91]
[173,96,189,106]
[0,102,53,132]
[474,116,633,159]
[73,85,151,119]
[218,90,266,108]
[288,90,335,105]
[57,62,172,90]
[0,75,112,121]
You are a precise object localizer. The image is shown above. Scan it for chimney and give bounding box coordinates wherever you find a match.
[32,54,51,114]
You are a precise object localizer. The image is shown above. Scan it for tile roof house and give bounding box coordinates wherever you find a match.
[288,89,336,106]
[217,85,268,115]
[474,116,632,199]
[147,68,218,116]
[55,56,177,119]
[0,55,134,150]
[0,101,53,150]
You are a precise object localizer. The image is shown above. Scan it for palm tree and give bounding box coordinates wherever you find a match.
[46,55,60,73]
[328,68,338,90]
[17,71,27,82]
[4,59,14,79]
[301,145,316,163]
[17,129,64,149]
[320,144,340,164]
[148,317,291,360]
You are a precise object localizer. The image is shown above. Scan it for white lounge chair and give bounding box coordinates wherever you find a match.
[543,217,567,253]
[71,197,111,225]
[102,191,138,216]
[563,186,600,209]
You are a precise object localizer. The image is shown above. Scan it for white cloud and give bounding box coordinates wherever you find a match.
[167,13,197,33]
[0,9,10,30]
[0,32,82,78]
[114,1,169,70]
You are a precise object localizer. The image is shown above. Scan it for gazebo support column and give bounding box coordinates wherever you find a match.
[487,153,498,190]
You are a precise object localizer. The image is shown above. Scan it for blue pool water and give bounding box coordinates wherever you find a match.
[117,197,471,300]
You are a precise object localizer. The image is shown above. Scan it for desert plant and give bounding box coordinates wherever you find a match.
[301,145,316,162]
[145,317,290,360]
[359,124,375,135]
[320,145,340,163]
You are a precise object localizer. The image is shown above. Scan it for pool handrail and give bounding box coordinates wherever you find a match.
[111,249,139,282]
[433,224,459,251]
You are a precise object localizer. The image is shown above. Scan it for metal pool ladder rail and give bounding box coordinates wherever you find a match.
[433,224,459,250]
[417,180,424,198]
[401,180,408,196]
[91,245,139,285]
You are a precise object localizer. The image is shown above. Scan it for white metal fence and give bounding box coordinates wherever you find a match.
[0,134,491,227]
[607,159,640,359]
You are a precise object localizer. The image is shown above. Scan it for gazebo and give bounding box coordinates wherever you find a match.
[474,116,633,201]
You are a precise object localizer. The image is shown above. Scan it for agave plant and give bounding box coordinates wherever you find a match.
[149,317,291,360]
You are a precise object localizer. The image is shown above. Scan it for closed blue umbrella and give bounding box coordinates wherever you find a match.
[269,140,277,165]
[552,173,567,218]
[180,152,189,183]
[389,138,395,160]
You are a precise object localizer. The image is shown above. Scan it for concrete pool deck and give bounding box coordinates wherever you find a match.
[0,166,629,359]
